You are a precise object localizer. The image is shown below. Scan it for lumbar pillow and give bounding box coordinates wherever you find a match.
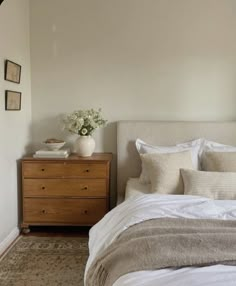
[202,152,236,172]
[181,168,236,200]
[136,138,202,184]
[140,151,193,194]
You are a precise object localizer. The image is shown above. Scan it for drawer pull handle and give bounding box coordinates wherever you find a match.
[81,186,88,191]
[85,169,90,173]
[41,168,45,172]
[42,186,45,190]
[84,210,88,215]
[41,209,46,214]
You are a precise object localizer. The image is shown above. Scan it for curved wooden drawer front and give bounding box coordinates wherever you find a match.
[23,178,107,197]
[24,198,107,225]
[23,162,107,178]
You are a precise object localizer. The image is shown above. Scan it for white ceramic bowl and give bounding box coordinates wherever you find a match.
[44,141,66,151]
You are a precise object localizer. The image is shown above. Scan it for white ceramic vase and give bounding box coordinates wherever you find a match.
[75,135,95,157]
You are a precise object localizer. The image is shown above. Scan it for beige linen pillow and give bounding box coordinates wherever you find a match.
[202,152,236,171]
[140,151,193,194]
[181,168,236,200]
[136,138,202,184]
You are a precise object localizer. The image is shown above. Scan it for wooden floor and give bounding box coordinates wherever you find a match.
[22,226,90,237]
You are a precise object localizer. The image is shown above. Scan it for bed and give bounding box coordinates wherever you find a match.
[85,121,236,286]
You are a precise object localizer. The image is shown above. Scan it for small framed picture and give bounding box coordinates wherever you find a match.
[4,60,21,83]
[5,90,21,111]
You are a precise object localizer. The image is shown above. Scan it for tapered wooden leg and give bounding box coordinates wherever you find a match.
[21,224,30,234]
[22,227,30,234]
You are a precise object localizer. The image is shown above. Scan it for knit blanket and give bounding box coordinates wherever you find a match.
[86,218,236,286]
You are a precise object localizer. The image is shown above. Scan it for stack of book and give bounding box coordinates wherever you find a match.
[33,148,71,158]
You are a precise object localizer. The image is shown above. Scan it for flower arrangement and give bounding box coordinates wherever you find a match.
[63,108,107,136]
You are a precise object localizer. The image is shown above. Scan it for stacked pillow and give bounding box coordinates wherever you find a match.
[141,151,193,195]
[135,138,236,199]
[202,151,236,172]
[136,138,202,184]
[181,169,236,200]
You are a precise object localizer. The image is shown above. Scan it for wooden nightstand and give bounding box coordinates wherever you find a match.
[21,153,112,233]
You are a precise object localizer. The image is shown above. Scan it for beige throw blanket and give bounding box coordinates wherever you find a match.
[86,218,236,286]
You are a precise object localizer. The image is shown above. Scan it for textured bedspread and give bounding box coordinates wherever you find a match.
[86,218,236,286]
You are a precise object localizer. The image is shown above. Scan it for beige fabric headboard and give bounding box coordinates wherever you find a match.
[117,121,236,204]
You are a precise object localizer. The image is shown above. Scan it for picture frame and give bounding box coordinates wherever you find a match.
[4,60,21,84]
[5,90,21,111]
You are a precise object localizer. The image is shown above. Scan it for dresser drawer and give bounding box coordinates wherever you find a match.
[23,162,107,178]
[23,178,107,197]
[23,198,107,225]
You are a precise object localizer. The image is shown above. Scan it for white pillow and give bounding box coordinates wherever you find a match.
[181,168,236,200]
[200,140,236,169]
[202,139,236,152]
[136,138,203,184]
[141,151,193,194]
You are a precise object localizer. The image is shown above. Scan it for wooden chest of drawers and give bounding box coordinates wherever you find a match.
[21,153,112,232]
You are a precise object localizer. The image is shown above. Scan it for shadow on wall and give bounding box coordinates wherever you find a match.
[103,122,117,208]
[16,159,22,229]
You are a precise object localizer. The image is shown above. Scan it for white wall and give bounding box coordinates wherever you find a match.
[0,0,31,250]
[30,0,236,203]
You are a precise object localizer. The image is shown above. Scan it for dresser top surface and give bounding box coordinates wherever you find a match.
[22,152,112,162]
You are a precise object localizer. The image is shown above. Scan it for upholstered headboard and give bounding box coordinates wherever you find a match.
[117,121,236,204]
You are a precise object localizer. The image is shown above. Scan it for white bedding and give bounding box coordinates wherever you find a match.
[85,189,236,286]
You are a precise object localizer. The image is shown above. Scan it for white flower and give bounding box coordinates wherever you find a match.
[81,128,88,135]
[63,108,107,136]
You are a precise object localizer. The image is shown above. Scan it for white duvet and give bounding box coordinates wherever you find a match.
[85,181,236,286]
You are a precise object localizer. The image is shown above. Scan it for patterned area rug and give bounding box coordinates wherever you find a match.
[0,236,89,286]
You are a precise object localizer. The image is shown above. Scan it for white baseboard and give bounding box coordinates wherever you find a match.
[0,227,20,256]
